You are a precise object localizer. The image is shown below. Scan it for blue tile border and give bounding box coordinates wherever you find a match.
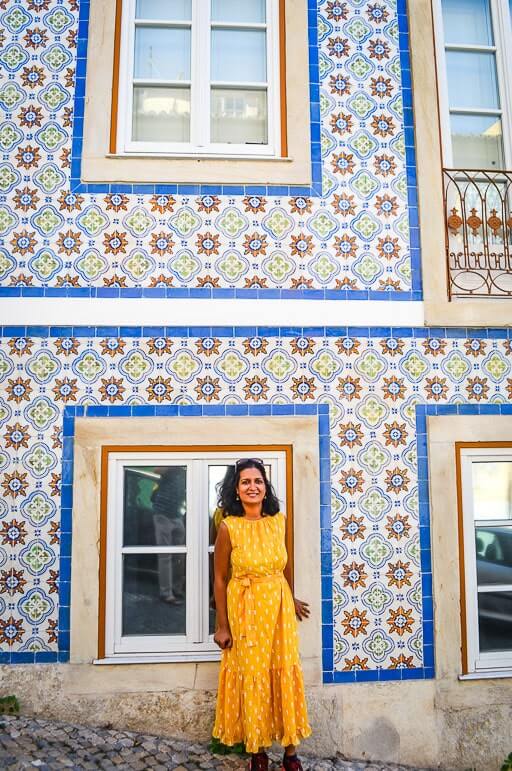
[397,0,423,296]
[6,402,331,666]
[0,287,424,301]
[70,0,322,199]
[3,326,512,340]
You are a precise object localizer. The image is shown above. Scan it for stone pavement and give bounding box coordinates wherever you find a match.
[0,716,436,771]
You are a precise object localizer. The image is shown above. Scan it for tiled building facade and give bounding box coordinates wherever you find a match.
[1,0,512,768]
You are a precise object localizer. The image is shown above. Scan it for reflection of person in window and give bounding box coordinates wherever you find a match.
[151,467,186,604]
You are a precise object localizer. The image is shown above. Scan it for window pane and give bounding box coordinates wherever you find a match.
[136,0,191,20]
[134,27,190,81]
[472,461,512,520]
[442,0,493,45]
[451,113,503,168]
[211,29,267,82]
[132,86,190,142]
[446,51,500,110]
[476,526,512,585]
[122,554,186,635]
[211,88,267,144]
[478,591,512,652]
[123,466,187,546]
[211,0,266,23]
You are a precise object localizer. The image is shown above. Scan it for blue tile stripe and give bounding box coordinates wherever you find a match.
[2,326,511,339]
[70,0,322,198]
[0,287,423,301]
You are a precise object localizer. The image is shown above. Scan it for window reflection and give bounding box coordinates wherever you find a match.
[122,466,187,634]
[478,591,512,652]
[122,554,186,636]
[472,462,512,521]
[476,526,512,585]
[123,466,187,547]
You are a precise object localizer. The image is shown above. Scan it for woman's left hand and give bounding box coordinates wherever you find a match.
[294,597,310,621]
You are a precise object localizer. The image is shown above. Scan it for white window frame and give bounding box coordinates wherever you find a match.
[103,450,287,661]
[459,446,512,673]
[116,0,281,158]
[433,0,512,168]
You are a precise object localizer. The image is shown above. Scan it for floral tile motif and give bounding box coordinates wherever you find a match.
[0,0,419,294]
[1,328,511,672]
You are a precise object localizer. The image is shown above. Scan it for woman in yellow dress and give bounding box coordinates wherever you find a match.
[212,458,312,771]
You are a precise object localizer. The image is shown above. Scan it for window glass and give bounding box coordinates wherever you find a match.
[477,591,512,652]
[211,29,267,83]
[122,554,186,635]
[472,461,512,520]
[476,526,512,584]
[211,88,268,143]
[123,465,187,547]
[442,0,493,45]
[450,114,504,168]
[212,0,266,23]
[135,0,191,20]
[134,27,191,81]
[132,86,191,142]
[120,0,278,153]
[446,51,500,110]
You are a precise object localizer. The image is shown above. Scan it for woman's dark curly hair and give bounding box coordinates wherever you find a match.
[216,459,280,517]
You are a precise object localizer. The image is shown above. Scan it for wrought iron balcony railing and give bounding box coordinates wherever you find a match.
[443,169,512,298]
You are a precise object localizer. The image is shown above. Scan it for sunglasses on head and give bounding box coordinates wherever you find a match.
[235,457,264,468]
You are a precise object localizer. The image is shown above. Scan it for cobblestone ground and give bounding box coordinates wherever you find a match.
[0,716,437,771]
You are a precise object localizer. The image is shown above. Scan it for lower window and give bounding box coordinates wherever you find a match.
[458,445,512,673]
[101,448,288,660]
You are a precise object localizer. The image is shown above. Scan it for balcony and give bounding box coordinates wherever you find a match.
[443,169,512,298]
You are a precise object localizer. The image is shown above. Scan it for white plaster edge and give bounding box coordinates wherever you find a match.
[0,299,425,327]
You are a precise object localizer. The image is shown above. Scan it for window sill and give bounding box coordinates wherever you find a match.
[459,669,512,681]
[94,651,221,665]
[107,153,293,162]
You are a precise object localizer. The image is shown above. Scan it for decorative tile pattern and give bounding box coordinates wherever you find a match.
[0,0,421,297]
[2,326,512,680]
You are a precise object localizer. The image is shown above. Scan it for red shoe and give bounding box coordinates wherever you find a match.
[248,752,269,771]
[281,754,303,771]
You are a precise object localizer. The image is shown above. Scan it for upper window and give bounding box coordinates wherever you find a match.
[437,0,512,168]
[115,0,281,157]
[458,446,512,673]
[101,448,288,661]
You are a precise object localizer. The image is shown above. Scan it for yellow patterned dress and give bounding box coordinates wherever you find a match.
[212,512,311,754]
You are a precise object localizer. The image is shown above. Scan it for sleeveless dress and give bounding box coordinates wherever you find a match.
[212,512,311,754]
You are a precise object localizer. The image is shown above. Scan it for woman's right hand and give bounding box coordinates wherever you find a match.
[214,626,232,649]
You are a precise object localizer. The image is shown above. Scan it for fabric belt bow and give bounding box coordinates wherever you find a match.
[233,572,284,647]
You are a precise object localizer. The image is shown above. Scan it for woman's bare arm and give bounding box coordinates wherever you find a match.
[213,521,232,647]
[282,518,310,622]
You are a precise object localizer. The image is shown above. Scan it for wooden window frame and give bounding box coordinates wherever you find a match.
[110,0,287,159]
[455,441,512,675]
[98,444,294,662]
